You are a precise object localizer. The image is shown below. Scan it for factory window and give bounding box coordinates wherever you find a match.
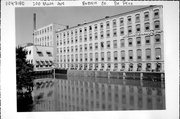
[95,52,98,61]
[121,50,125,61]
[85,53,88,61]
[128,26,132,34]
[94,24,98,31]
[128,38,133,47]
[84,44,87,51]
[136,37,141,46]
[154,9,160,19]
[90,53,93,61]
[137,49,142,60]
[135,14,140,23]
[120,39,125,47]
[146,48,151,60]
[89,26,92,31]
[95,43,98,50]
[145,36,151,44]
[79,36,82,42]
[71,54,74,62]
[84,35,87,42]
[89,33,92,41]
[71,46,73,52]
[107,51,111,61]
[100,31,104,39]
[145,22,150,31]
[136,24,141,32]
[75,45,78,52]
[80,54,83,62]
[100,23,103,30]
[80,45,82,52]
[101,52,104,61]
[155,34,161,43]
[120,27,124,36]
[106,30,110,38]
[127,16,132,24]
[155,48,161,60]
[95,32,98,40]
[120,18,124,26]
[128,50,133,60]
[89,43,93,50]
[154,20,160,30]
[107,41,111,49]
[101,42,104,49]
[113,19,117,27]
[113,40,117,48]
[144,11,149,21]
[106,21,110,29]
[114,51,118,61]
[113,28,117,37]
[75,54,78,62]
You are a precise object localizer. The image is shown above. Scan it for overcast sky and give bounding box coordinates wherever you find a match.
[15,6,147,46]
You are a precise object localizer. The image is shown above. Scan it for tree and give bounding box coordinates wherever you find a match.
[16,46,34,111]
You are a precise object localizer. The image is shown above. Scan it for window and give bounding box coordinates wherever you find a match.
[71,54,74,62]
[107,41,111,49]
[37,51,43,57]
[128,26,132,34]
[136,24,141,32]
[71,46,73,52]
[89,33,92,41]
[64,55,66,62]
[89,26,92,31]
[95,52,98,61]
[64,47,66,53]
[100,42,104,49]
[120,18,124,26]
[95,32,98,39]
[154,9,159,19]
[84,27,87,33]
[67,55,70,62]
[114,51,118,61]
[106,30,110,38]
[94,24,98,31]
[84,35,87,42]
[80,45,82,52]
[136,37,141,46]
[154,20,160,30]
[144,12,149,21]
[75,54,78,62]
[107,51,111,61]
[120,27,124,36]
[113,40,117,48]
[106,21,110,29]
[79,36,82,42]
[84,44,87,51]
[75,45,78,52]
[71,37,73,44]
[113,28,117,37]
[145,22,150,31]
[146,48,151,60]
[113,19,117,27]
[129,50,133,60]
[155,34,161,43]
[137,49,142,60]
[95,43,98,50]
[100,23,103,30]
[121,50,125,61]
[128,38,133,46]
[145,36,150,44]
[90,53,93,61]
[120,39,125,47]
[101,52,104,61]
[155,48,161,60]
[135,14,140,23]
[80,54,83,62]
[89,43,93,50]
[84,53,88,61]
[67,47,69,52]
[127,16,132,24]
[100,31,104,39]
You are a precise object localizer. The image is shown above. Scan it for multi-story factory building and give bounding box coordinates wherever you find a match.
[56,5,164,72]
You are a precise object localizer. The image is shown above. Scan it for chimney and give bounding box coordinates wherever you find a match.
[33,13,36,30]
[66,25,69,29]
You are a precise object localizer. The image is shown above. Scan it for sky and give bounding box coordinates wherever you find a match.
[15,6,147,46]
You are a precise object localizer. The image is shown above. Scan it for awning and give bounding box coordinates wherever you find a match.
[36,61,41,65]
[45,60,50,65]
[40,61,45,66]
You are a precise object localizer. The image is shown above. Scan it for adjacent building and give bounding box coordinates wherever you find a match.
[56,5,164,72]
[24,43,54,71]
